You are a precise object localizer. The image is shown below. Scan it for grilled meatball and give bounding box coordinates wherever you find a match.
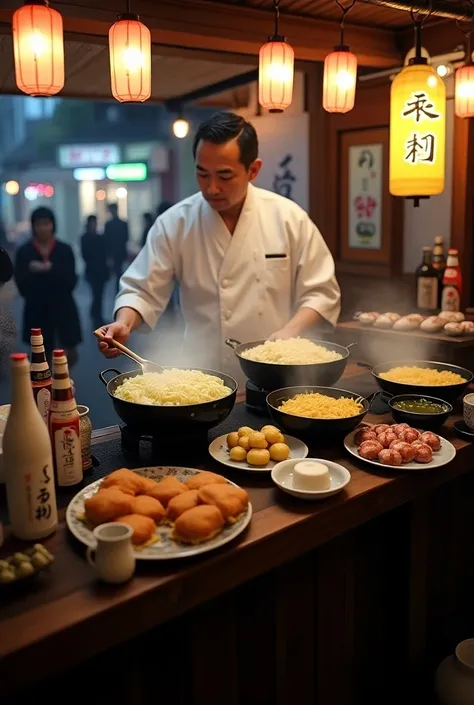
[374,424,390,435]
[355,428,377,445]
[413,443,433,464]
[358,440,383,460]
[389,441,416,463]
[378,431,399,449]
[419,431,441,452]
[398,428,420,444]
[378,449,403,466]
[391,423,410,437]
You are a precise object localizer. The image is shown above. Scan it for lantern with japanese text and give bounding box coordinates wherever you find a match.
[389,61,446,204]
[258,0,294,112]
[12,0,64,97]
[109,13,151,103]
[323,47,357,113]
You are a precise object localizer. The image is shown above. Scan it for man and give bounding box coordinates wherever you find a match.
[104,203,129,292]
[81,214,109,328]
[99,111,341,380]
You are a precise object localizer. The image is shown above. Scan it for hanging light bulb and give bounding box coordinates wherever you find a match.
[323,0,357,113]
[258,0,294,112]
[12,0,64,97]
[389,16,446,205]
[109,1,151,103]
[173,117,190,139]
[455,27,474,119]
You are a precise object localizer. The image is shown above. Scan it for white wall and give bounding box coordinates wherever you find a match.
[402,75,454,272]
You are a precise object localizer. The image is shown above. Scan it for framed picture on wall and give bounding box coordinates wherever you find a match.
[348,143,383,250]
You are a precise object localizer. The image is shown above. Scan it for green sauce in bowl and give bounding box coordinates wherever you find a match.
[392,399,448,415]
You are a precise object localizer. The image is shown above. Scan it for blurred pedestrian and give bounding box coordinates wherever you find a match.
[81,215,109,328]
[104,203,129,292]
[14,207,82,366]
[141,212,154,249]
[0,247,15,381]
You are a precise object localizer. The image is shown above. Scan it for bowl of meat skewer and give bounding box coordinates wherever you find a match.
[344,422,456,471]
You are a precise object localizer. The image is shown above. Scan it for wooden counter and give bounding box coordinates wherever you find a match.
[2,366,474,705]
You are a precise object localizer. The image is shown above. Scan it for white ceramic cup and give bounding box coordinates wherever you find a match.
[86,522,135,584]
[463,393,474,430]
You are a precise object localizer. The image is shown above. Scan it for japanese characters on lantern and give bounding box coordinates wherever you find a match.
[389,63,446,199]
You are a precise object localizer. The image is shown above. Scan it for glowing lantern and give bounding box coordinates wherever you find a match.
[389,62,446,202]
[4,181,20,196]
[173,118,190,139]
[109,13,151,102]
[258,0,294,112]
[12,0,64,97]
[455,64,474,118]
[323,47,357,113]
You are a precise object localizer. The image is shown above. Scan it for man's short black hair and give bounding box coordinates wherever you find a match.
[31,207,56,234]
[193,111,259,170]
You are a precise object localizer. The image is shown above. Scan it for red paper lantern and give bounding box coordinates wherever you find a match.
[323,47,358,114]
[258,39,294,112]
[455,64,474,119]
[109,14,151,103]
[12,1,64,97]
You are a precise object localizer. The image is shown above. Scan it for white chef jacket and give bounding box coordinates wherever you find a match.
[114,184,341,383]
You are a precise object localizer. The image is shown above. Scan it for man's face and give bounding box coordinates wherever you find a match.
[195,138,261,212]
[33,218,53,243]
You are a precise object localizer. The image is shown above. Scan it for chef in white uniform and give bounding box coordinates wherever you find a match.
[99,111,341,382]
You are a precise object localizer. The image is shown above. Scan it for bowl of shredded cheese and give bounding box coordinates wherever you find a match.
[371,360,473,404]
[266,386,369,436]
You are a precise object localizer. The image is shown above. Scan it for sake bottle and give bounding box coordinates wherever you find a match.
[30,328,52,426]
[4,353,58,540]
[49,349,83,488]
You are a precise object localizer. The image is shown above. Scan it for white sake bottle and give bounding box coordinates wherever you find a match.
[4,353,58,540]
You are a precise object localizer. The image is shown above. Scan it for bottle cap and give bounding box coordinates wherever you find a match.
[53,349,65,357]
[423,246,432,252]
[30,328,42,336]
[448,248,458,255]
[11,353,28,361]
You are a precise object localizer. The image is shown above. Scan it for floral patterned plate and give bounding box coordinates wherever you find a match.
[66,466,252,560]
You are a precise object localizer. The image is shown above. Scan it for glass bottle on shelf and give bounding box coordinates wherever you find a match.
[416,246,439,312]
[441,248,462,313]
[30,328,52,426]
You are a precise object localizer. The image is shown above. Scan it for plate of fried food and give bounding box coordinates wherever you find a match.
[209,424,308,472]
[344,422,456,471]
[66,467,252,560]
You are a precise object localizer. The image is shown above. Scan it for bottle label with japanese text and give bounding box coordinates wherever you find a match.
[6,462,58,537]
[53,422,83,487]
[417,277,438,311]
[34,387,51,426]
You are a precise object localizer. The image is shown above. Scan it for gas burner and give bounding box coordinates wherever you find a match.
[119,424,209,464]
[245,381,271,414]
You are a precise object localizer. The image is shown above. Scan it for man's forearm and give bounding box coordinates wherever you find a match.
[115,306,143,332]
[285,307,323,336]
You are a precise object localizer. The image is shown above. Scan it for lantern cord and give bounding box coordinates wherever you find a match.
[273,0,280,37]
[126,0,131,13]
[410,0,432,61]
[335,0,356,46]
[457,1,474,65]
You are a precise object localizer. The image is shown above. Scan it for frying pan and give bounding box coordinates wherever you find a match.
[225,338,356,392]
[368,359,473,404]
[100,367,237,435]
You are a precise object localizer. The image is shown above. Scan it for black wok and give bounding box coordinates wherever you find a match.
[369,359,473,404]
[226,338,356,391]
[100,367,237,435]
[266,385,378,437]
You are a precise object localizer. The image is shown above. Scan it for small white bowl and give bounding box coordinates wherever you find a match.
[271,458,351,500]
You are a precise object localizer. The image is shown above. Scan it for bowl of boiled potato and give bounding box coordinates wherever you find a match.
[227,425,291,466]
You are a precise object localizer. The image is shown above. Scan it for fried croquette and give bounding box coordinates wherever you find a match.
[101,468,146,496]
[167,490,200,521]
[198,483,249,522]
[184,471,227,490]
[144,476,189,507]
[114,514,156,544]
[132,495,166,523]
[173,505,224,544]
[84,488,134,526]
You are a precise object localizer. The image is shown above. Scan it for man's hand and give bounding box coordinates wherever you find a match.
[268,324,298,341]
[268,308,324,341]
[97,321,132,359]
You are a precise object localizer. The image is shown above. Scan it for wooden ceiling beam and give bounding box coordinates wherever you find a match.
[398,19,466,58]
[0,0,402,67]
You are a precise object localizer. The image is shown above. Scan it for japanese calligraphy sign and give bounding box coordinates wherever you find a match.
[389,63,446,198]
[348,144,383,249]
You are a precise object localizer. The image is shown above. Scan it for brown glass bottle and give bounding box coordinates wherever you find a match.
[30,328,52,426]
[416,247,439,312]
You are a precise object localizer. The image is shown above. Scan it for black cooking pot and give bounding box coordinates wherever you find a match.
[100,367,238,435]
[266,385,377,437]
[226,338,356,392]
[369,359,473,404]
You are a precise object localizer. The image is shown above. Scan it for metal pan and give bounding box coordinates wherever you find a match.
[99,367,238,435]
[369,359,473,404]
[225,338,356,391]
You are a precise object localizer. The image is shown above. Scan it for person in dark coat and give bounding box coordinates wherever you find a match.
[0,248,15,382]
[81,215,109,328]
[14,207,82,366]
[141,212,154,249]
[104,203,129,292]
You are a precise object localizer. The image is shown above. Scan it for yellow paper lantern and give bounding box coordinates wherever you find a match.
[455,64,474,119]
[258,40,294,112]
[12,0,64,97]
[390,62,446,199]
[323,47,358,113]
[109,14,151,103]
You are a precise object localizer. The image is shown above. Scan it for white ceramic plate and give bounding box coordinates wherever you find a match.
[344,427,456,471]
[66,466,252,560]
[209,433,308,473]
[272,458,351,500]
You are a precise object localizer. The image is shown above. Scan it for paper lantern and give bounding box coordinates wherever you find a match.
[109,14,151,103]
[173,118,189,139]
[258,40,294,112]
[323,47,358,113]
[389,62,446,199]
[455,64,474,119]
[12,1,64,97]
